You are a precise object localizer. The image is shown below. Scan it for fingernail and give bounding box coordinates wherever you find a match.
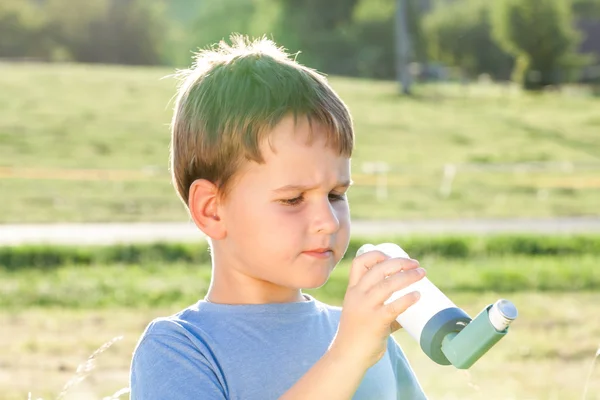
[417,267,426,275]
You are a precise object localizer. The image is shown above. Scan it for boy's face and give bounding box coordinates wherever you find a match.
[217,115,351,298]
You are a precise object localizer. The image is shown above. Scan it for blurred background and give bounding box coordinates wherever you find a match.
[1,0,599,399]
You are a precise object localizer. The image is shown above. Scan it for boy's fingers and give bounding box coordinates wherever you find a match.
[358,257,420,292]
[369,268,425,305]
[347,250,389,287]
[384,291,421,321]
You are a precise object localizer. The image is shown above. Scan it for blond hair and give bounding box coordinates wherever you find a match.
[169,34,354,208]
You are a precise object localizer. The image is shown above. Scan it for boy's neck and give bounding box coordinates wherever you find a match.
[205,287,306,305]
[207,245,308,305]
[206,265,307,305]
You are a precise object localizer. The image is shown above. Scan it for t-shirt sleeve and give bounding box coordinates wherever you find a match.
[387,336,428,400]
[129,321,227,400]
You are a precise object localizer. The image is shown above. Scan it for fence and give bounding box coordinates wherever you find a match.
[354,161,600,201]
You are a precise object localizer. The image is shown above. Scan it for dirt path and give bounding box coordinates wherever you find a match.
[2,217,600,246]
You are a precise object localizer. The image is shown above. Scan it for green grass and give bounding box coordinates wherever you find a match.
[1,234,599,399]
[3,234,600,270]
[2,233,599,308]
[5,294,600,400]
[1,63,600,222]
[2,253,599,309]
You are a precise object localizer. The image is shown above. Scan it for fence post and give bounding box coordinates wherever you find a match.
[362,162,390,201]
[440,163,457,198]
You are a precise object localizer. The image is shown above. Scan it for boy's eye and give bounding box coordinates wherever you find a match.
[278,192,346,206]
[329,193,346,202]
[279,195,304,206]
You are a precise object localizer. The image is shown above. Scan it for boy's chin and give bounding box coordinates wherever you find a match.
[274,260,339,290]
[293,270,333,290]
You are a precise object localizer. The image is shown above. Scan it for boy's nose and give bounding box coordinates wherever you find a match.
[313,201,340,234]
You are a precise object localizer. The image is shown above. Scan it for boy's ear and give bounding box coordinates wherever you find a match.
[188,179,226,240]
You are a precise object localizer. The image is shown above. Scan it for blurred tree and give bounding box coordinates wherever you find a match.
[351,0,427,81]
[0,0,51,59]
[570,0,600,86]
[44,0,168,65]
[395,0,413,94]
[492,0,584,90]
[352,0,396,79]
[266,0,360,75]
[257,0,426,80]
[405,0,428,65]
[188,0,257,53]
[423,0,514,81]
[106,0,168,65]
[572,0,600,17]
[43,0,110,62]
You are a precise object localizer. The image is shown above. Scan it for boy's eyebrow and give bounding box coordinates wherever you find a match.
[273,179,353,193]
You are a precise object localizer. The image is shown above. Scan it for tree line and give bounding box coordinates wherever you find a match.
[2,0,599,90]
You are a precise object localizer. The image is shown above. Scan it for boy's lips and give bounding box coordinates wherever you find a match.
[303,248,333,259]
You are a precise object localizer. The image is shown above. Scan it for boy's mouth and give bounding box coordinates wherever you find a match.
[302,248,333,259]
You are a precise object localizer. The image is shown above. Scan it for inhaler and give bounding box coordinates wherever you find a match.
[357,243,518,369]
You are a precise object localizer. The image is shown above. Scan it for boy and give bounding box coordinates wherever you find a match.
[130,35,428,399]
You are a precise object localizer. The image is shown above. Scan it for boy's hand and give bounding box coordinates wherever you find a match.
[331,250,426,369]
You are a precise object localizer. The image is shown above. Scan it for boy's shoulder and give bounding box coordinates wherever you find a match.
[138,294,342,342]
[134,302,208,350]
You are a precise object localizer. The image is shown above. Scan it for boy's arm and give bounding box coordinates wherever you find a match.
[130,332,226,400]
[279,337,428,400]
[278,342,368,400]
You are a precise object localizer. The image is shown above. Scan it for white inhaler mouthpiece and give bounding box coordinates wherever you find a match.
[356,243,468,344]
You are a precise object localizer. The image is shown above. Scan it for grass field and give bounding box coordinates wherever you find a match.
[4,296,600,400]
[2,254,600,309]
[1,239,599,399]
[1,63,600,223]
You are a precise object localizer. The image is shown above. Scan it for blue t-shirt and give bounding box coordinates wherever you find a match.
[130,294,427,399]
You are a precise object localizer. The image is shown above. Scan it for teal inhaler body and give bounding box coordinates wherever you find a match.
[422,299,517,368]
[357,243,518,369]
